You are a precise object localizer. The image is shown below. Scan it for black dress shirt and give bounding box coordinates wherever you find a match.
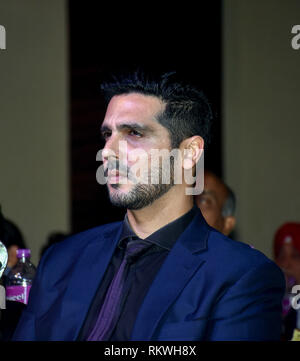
[78,204,198,341]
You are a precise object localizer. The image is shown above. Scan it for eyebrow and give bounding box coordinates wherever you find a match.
[100,122,154,134]
[200,190,217,200]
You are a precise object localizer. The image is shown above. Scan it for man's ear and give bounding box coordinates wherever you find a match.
[181,136,204,171]
[223,216,236,236]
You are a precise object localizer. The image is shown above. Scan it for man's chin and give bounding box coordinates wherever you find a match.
[107,182,132,191]
[107,183,147,210]
[107,181,175,211]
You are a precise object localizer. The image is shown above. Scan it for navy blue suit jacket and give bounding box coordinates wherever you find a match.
[13,209,285,341]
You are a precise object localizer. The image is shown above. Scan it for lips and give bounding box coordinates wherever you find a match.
[108,170,120,177]
[108,170,128,177]
[107,170,128,184]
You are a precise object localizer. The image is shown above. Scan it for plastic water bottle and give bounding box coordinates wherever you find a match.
[5,249,36,305]
[0,241,8,279]
[0,241,8,309]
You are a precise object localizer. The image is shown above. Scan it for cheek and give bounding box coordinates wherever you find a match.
[127,148,150,171]
[199,208,215,222]
[199,206,223,226]
[126,137,173,175]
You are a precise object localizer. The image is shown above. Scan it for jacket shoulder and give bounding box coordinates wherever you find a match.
[39,221,122,265]
[206,227,284,279]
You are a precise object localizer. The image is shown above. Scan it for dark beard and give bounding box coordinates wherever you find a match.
[108,156,176,210]
[108,181,175,210]
[107,155,177,210]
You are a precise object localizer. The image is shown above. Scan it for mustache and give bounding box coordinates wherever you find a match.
[104,160,129,177]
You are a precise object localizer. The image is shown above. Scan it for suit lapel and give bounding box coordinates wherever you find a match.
[57,223,123,340]
[131,210,210,341]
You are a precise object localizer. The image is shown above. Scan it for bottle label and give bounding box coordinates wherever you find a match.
[6,285,31,305]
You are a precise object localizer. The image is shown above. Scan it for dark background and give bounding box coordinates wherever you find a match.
[68,2,222,233]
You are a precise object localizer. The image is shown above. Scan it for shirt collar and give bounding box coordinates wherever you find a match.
[119,204,198,251]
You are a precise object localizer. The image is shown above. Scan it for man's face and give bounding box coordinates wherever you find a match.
[101,93,176,210]
[195,172,229,234]
[276,243,300,285]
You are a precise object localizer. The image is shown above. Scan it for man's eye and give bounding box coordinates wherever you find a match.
[101,132,111,139]
[128,130,142,137]
[198,197,212,206]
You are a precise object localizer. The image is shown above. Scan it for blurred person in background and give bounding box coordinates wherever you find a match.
[274,222,300,340]
[0,206,27,340]
[0,207,27,279]
[194,170,236,236]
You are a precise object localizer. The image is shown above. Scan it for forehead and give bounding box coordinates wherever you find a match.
[103,93,165,128]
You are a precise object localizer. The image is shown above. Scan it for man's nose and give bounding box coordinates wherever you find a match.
[102,134,120,161]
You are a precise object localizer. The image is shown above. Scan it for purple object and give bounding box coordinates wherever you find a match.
[16,249,31,258]
[87,239,152,341]
[6,285,32,304]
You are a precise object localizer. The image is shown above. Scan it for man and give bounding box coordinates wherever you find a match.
[195,170,236,236]
[0,208,27,278]
[273,223,300,340]
[13,70,285,341]
[0,207,27,340]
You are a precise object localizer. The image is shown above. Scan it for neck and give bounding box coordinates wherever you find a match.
[126,186,194,239]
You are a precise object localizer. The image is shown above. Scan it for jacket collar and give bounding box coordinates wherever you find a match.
[131,208,210,340]
[120,204,200,251]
